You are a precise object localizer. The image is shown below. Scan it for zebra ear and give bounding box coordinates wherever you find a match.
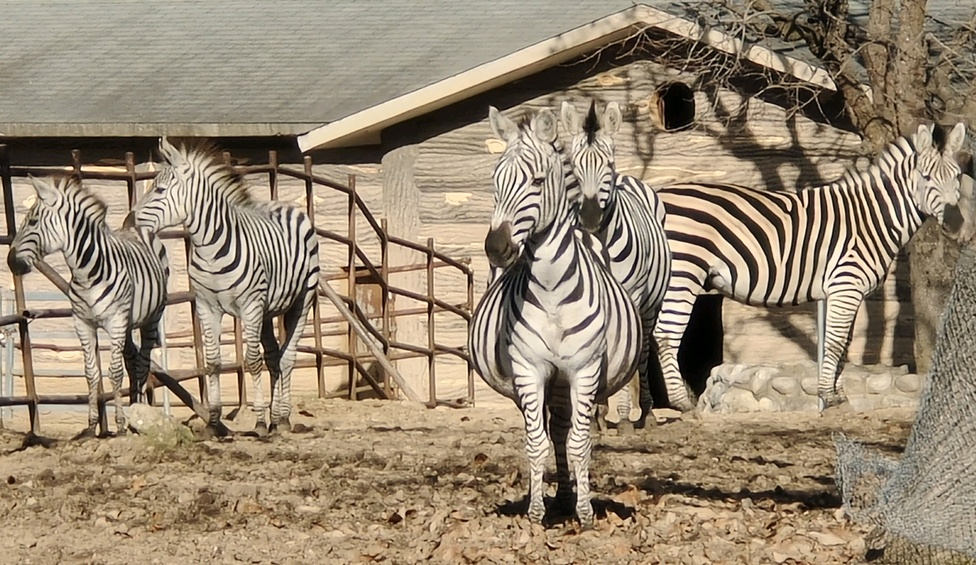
[488,106,518,143]
[28,175,60,206]
[531,109,558,144]
[560,101,582,135]
[158,136,180,164]
[914,123,934,149]
[944,122,967,156]
[602,102,622,136]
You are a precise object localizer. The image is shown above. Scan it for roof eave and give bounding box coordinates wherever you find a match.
[0,123,325,138]
[297,3,837,152]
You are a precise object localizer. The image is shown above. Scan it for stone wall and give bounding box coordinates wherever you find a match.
[699,361,925,414]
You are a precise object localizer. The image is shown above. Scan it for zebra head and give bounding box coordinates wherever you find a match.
[560,99,621,232]
[484,106,562,270]
[129,137,195,233]
[911,122,967,224]
[7,176,104,275]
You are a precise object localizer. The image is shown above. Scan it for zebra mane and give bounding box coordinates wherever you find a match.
[163,140,253,207]
[583,100,600,144]
[57,176,109,226]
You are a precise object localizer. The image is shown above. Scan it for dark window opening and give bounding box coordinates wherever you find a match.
[654,82,696,132]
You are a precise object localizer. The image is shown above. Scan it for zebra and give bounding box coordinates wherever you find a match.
[6,175,169,438]
[654,122,968,412]
[560,99,673,428]
[469,106,642,527]
[126,138,320,437]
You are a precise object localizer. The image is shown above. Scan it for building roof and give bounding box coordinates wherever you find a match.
[0,1,970,147]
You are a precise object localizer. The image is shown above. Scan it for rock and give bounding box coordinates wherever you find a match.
[800,376,819,396]
[865,374,893,394]
[720,388,761,413]
[770,376,798,396]
[748,367,776,396]
[758,397,781,412]
[894,373,922,394]
[127,403,194,448]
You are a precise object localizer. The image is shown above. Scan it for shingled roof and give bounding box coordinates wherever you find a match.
[0,1,971,148]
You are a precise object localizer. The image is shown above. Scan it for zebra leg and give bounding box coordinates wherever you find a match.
[271,295,312,433]
[123,333,140,404]
[241,304,269,436]
[516,367,551,524]
[610,378,634,434]
[197,301,229,437]
[569,364,600,528]
[135,317,162,405]
[653,289,698,413]
[259,320,283,433]
[73,317,100,440]
[548,380,575,516]
[818,289,862,411]
[636,329,659,429]
[106,318,130,435]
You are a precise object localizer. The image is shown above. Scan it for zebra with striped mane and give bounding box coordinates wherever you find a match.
[655,122,968,412]
[560,99,674,426]
[469,107,642,527]
[127,138,320,437]
[7,176,169,438]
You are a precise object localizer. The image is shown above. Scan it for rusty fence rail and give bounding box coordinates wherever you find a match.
[0,144,476,435]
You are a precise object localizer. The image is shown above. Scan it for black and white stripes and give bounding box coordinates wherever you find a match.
[654,122,968,411]
[129,138,320,436]
[561,100,675,422]
[7,176,169,437]
[468,106,643,527]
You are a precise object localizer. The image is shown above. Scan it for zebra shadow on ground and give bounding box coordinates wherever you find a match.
[494,493,636,527]
[637,475,842,509]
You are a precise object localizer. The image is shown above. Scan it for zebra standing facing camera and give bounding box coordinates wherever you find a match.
[469,106,642,527]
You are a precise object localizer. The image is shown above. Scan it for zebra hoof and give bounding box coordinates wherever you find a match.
[73,425,98,441]
[247,422,269,438]
[817,392,848,413]
[634,414,657,430]
[202,420,231,440]
[269,418,292,435]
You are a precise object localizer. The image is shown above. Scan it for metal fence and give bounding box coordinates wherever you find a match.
[0,144,476,435]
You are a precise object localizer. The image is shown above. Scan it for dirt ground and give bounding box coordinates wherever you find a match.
[0,398,914,565]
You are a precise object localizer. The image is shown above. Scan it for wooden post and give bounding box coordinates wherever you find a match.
[304,156,325,398]
[466,264,475,406]
[1,145,40,433]
[426,238,436,407]
[380,219,393,399]
[347,174,358,400]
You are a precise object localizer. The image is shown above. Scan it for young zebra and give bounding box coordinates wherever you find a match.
[127,138,320,437]
[560,100,675,424]
[655,122,968,412]
[7,176,169,438]
[469,107,642,527]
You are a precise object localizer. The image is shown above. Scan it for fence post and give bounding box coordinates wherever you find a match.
[347,174,358,400]
[467,265,475,406]
[426,238,436,407]
[380,219,393,399]
[1,145,41,433]
[304,156,325,398]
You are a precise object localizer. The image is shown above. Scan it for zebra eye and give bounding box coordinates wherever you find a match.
[27,218,38,226]
[531,177,545,187]
[154,185,166,194]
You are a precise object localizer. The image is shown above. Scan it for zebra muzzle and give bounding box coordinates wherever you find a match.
[579,196,603,232]
[485,222,517,269]
[6,251,32,276]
